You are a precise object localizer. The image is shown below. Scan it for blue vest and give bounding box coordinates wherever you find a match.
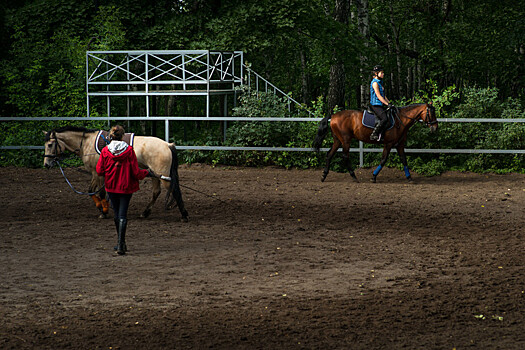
[370,78,385,106]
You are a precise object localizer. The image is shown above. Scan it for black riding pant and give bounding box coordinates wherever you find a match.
[107,192,132,220]
[370,105,388,127]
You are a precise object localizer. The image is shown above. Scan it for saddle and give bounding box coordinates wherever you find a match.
[362,107,395,131]
[94,130,135,155]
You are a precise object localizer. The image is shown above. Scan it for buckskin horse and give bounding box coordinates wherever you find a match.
[43,126,188,221]
[313,103,437,182]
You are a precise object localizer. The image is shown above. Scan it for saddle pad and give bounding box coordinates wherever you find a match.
[362,110,395,130]
[95,130,135,155]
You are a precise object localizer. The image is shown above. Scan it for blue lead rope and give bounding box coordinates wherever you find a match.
[56,160,104,196]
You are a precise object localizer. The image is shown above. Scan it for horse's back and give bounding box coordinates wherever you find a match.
[330,110,363,135]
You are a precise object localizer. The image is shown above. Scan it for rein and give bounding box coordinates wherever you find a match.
[389,105,436,147]
[397,105,437,127]
[56,159,105,196]
[44,131,104,196]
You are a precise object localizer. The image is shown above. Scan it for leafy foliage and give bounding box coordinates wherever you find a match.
[1,0,524,173]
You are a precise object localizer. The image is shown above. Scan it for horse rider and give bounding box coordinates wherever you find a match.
[369,65,393,141]
[96,125,153,255]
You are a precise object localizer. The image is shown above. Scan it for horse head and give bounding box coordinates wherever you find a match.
[422,102,438,132]
[42,130,64,168]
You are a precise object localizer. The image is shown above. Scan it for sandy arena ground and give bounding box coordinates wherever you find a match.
[0,165,524,349]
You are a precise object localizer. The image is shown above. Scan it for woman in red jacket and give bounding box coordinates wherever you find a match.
[96,125,150,255]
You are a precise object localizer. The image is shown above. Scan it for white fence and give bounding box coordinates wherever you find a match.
[1,50,524,167]
[1,117,525,168]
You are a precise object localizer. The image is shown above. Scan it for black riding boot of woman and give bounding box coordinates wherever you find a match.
[370,105,388,141]
[108,193,132,255]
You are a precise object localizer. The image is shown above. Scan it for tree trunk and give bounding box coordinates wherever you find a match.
[388,3,403,99]
[355,0,370,109]
[327,0,350,114]
[299,48,309,105]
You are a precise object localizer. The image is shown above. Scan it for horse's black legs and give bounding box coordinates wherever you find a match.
[371,145,392,183]
[342,146,358,182]
[322,140,340,182]
[397,145,412,182]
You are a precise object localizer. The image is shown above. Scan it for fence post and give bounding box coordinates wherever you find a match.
[359,141,364,167]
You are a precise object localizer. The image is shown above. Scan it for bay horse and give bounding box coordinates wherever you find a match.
[43,126,188,221]
[313,103,437,182]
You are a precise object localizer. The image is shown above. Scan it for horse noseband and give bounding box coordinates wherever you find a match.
[423,107,438,126]
[44,134,63,162]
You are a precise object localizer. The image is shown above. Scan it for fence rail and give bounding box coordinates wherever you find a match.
[1,117,524,168]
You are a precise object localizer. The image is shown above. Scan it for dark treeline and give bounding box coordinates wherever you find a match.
[0,0,524,120]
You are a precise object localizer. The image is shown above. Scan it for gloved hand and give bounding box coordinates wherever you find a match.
[146,169,157,178]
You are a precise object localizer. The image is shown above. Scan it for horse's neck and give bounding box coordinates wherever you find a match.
[399,105,423,127]
[59,131,90,156]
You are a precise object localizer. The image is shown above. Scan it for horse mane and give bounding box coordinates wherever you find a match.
[399,103,426,110]
[45,126,99,141]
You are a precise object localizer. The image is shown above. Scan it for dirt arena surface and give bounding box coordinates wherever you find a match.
[1,164,524,349]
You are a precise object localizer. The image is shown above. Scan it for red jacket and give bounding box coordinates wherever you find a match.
[96,144,148,194]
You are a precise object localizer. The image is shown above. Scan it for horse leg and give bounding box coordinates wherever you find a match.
[90,175,108,218]
[322,139,341,182]
[371,145,392,183]
[396,145,413,182]
[141,177,161,218]
[342,143,358,182]
[100,188,110,216]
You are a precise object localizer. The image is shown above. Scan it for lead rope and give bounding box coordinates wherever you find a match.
[56,159,105,196]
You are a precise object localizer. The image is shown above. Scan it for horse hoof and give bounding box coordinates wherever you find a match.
[181,216,189,223]
[99,213,108,219]
[321,177,326,182]
[141,210,152,218]
[407,177,414,183]
[370,177,376,183]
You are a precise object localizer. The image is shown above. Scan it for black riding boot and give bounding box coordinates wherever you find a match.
[117,218,127,255]
[113,218,119,251]
[370,121,382,141]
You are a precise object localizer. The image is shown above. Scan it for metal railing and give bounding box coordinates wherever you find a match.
[86,50,244,119]
[2,50,525,166]
[2,117,525,168]
[242,65,313,117]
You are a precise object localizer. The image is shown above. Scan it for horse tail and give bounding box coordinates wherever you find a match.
[165,144,177,206]
[165,144,188,220]
[313,115,331,152]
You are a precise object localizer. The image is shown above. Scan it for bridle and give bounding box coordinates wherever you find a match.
[44,130,103,196]
[399,104,437,127]
[43,131,64,164]
[44,130,86,163]
[422,105,438,127]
